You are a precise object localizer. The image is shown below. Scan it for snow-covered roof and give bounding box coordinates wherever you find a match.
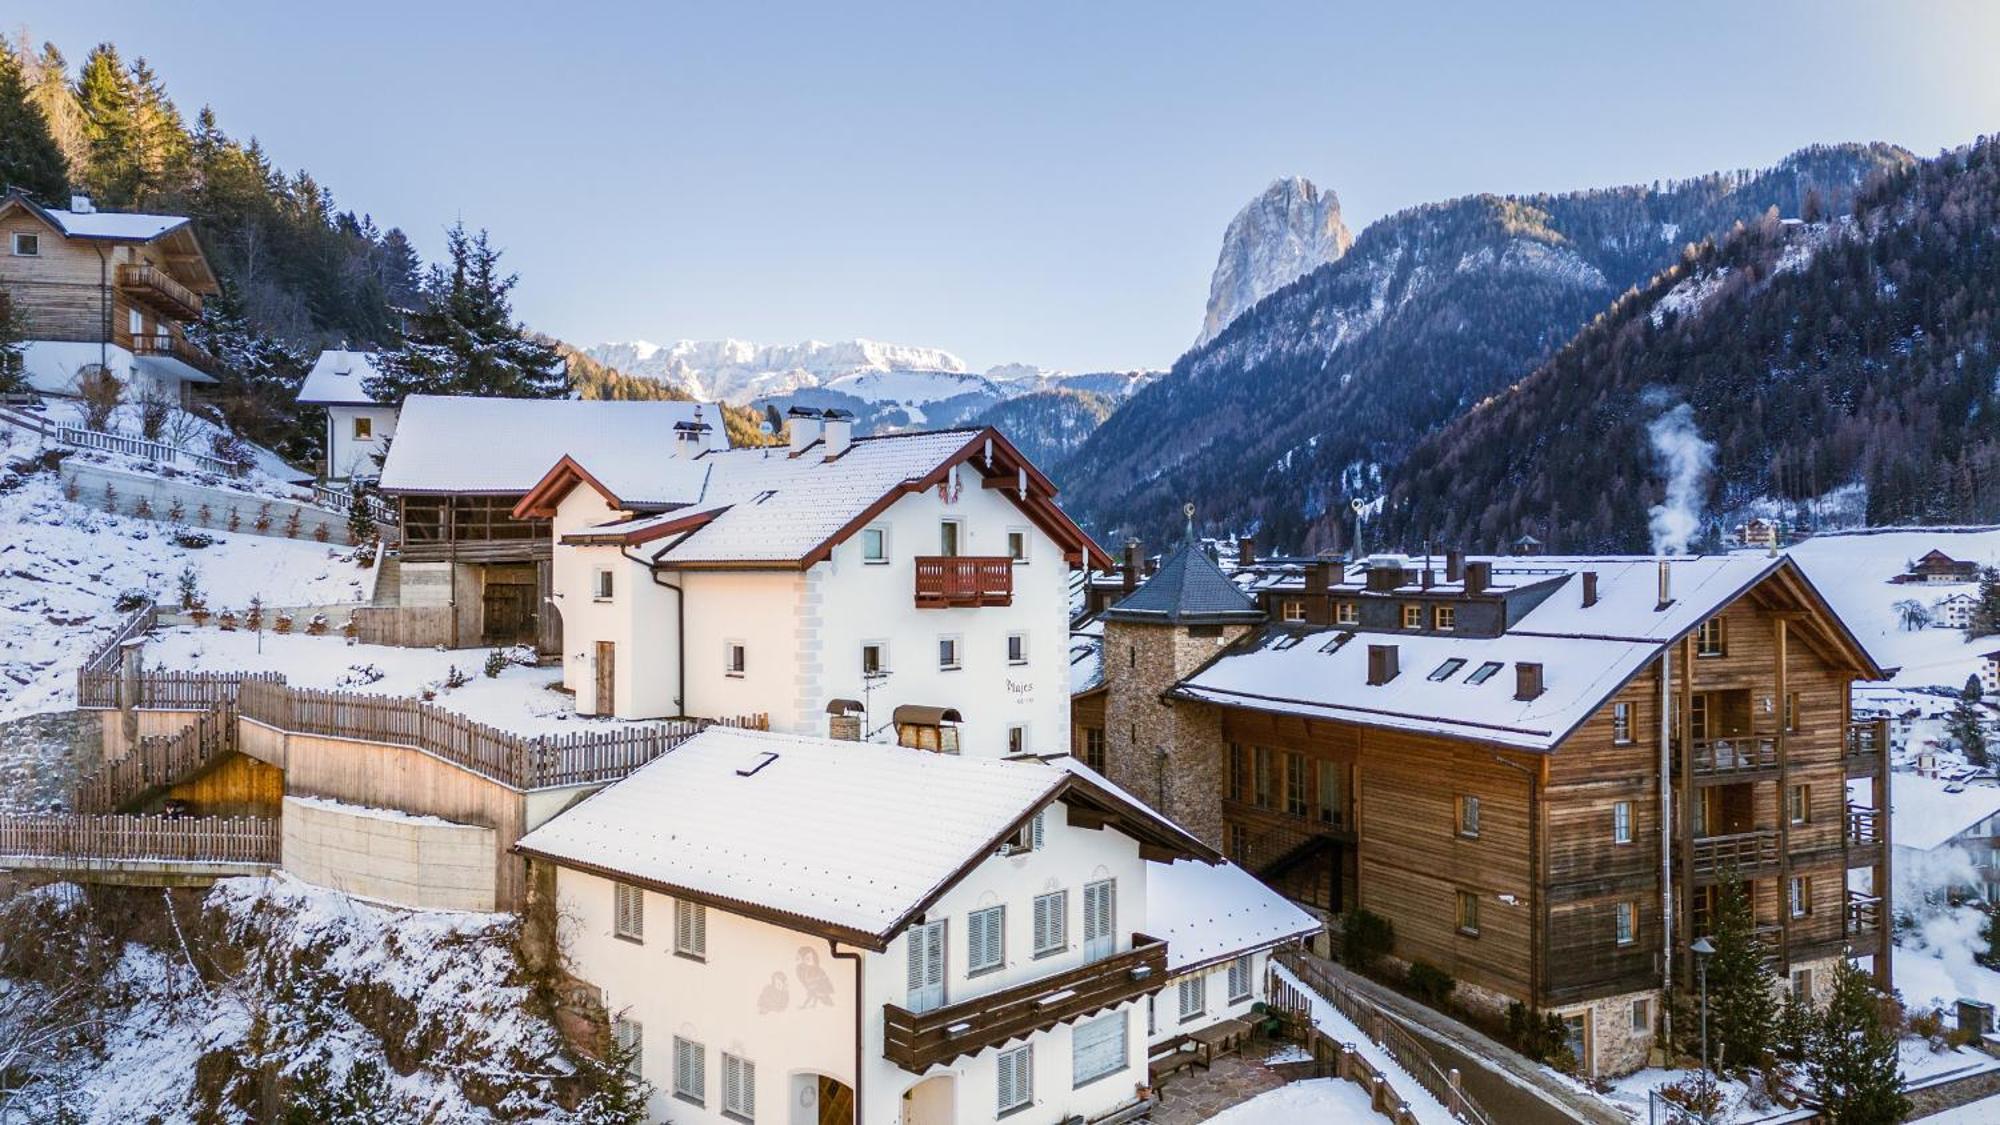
[1104,540,1264,625]
[1147,858,1318,974]
[296,350,384,406]
[31,204,189,242]
[377,395,729,497]
[1070,626,1105,695]
[1894,773,2000,852]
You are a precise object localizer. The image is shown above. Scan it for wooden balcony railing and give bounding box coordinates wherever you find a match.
[1846,804,1883,848]
[913,556,1013,608]
[882,933,1167,1072]
[1675,736,1779,777]
[115,263,203,320]
[124,330,221,379]
[1847,892,1883,938]
[1687,829,1779,881]
[1847,720,1887,760]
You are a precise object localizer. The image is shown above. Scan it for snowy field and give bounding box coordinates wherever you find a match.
[10,397,311,494]
[1201,1077,1381,1122]
[1788,528,2000,690]
[0,473,373,722]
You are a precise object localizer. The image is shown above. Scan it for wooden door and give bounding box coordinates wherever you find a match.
[906,919,946,1013]
[483,584,534,646]
[1083,878,1116,961]
[817,1077,853,1125]
[595,641,615,715]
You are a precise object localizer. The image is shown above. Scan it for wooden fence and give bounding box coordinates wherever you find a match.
[75,702,236,813]
[310,482,398,525]
[57,424,245,475]
[75,600,159,707]
[0,813,278,866]
[1272,949,1495,1125]
[348,605,453,648]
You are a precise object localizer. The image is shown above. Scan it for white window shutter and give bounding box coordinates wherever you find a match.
[907,930,925,993]
[693,903,706,954]
[1031,810,1045,851]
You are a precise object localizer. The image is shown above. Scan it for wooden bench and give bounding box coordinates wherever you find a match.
[1147,1033,1212,1087]
[1193,1016,1254,1060]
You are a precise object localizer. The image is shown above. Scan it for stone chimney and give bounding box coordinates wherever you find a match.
[1367,644,1400,686]
[1122,539,1141,592]
[1464,561,1492,595]
[1445,548,1465,584]
[1365,563,1405,593]
[1515,661,1545,701]
[1582,570,1599,608]
[821,409,853,460]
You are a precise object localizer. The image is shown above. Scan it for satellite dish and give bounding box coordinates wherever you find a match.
[758,421,774,435]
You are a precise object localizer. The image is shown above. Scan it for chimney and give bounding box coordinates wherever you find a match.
[786,406,822,454]
[1122,539,1141,592]
[671,421,706,459]
[1581,570,1599,608]
[1367,644,1400,686]
[1421,568,1435,589]
[1237,536,1255,568]
[1305,559,1329,596]
[1445,548,1465,584]
[821,409,853,460]
[1656,559,1674,610]
[1515,661,1545,701]
[1365,564,1405,593]
[1464,561,1492,595]
[70,193,93,214]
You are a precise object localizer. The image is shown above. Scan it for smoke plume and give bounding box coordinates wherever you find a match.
[1645,399,1715,556]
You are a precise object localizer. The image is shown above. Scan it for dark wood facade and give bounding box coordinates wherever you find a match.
[390,493,558,652]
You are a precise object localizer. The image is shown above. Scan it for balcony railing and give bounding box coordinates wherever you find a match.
[1847,892,1883,938]
[124,331,221,379]
[1687,829,1779,881]
[115,263,203,321]
[913,556,1013,608]
[1847,720,1886,759]
[1846,804,1883,849]
[882,933,1167,1072]
[1675,736,1779,777]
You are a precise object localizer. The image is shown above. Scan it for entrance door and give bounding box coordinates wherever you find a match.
[906,919,946,1013]
[817,1077,853,1125]
[1083,878,1116,961]
[483,584,535,646]
[594,641,615,715]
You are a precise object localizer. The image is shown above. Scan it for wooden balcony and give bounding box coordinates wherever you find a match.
[913,556,1013,608]
[1846,720,1886,778]
[1846,892,1882,940]
[1686,828,1779,883]
[1675,736,1779,780]
[123,331,221,379]
[115,263,203,321]
[1846,803,1884,866]
[882,933,1167,1073]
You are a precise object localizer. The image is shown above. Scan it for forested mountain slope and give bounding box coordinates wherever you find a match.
[1057,144,1913,550]
[1379,137,2000,553]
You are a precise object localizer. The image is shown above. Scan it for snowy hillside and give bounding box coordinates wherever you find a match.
[1787,528,2000,689]
[1195,177,1353,347]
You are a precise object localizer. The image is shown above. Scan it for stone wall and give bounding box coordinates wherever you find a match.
[1100,619,1251,848]
[280,794,497,912]
[1558,984,1659,1078]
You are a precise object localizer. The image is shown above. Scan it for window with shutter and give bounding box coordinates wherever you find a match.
[613,882,643,942]
[1227,954,1252,1003]
[722,1052,755,1120]
[907,919,946,1012]
[674,900,707,959]
[967,906,1004,975]
[672,1036,705,1105]
[1178,975,1205,1023]
[996,1044,1033,1112]
[1070,1010,1127,1088]
[1032,890,1067,958]
[1083,879,1115,961]
[613,1017,642,1076]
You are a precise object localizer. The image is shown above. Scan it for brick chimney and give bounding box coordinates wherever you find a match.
[1445,548,1465,584]
[1367,644,1400,686]
[1122,539,1141,592]
[1365,564,1405,593]
[1465,561,1492,595]
[1237,536,1255,568]
[1515,661,1545,701]
[1582,570,1599,608]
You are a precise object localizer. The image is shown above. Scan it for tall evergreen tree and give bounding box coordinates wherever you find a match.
[1703,875,1778,1074]
[0,290,27,395]
[1810,958,1908,1124]
[1968,566,2000,639]
[364,223,567,404]
[16,39,86,173]
[72,43,141,207]
[1948,673,1989,767]
[0,46,68,202]
[124,55,188,205]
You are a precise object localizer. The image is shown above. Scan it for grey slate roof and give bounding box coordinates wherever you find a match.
[1104,540,1266,625]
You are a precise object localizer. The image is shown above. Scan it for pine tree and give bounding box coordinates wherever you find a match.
[0,46,69,203]
[1968,567,2000,639]
[364,223,567,404]
[345,477,378,546]
[1775,988,1818,1064]
[1703,875,1778,1074]
[72,43,142,207]
[571,1032,653,1125]
[0,291,26,395]
[16,39,86,173]
[1949,674,1989,768]
[123,55,188,206]
[1810,958,1908,1124]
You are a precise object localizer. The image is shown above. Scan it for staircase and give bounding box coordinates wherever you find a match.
[75,702,237,813]
[372,555,402,606]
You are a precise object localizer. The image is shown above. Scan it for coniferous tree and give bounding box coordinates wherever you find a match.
[571,1030,652,1125]
[0,291,27,395]
[1968,567,2000,640]
[1810,958,1907,1124]
[17,39,85,172]
[72,43,141,206]
[365,223,567,404]
[1948,674,1989,768]
[1704,875,1778,1074]
[1775,988,1818,1064]
[0,46,68,202]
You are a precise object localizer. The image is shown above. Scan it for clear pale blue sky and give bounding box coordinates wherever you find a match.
[20,2,2000,371]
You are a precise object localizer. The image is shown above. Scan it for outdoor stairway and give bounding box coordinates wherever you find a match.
[372,555,402,606]
[74,703,237,813]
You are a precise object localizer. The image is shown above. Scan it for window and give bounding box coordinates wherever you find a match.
[1791,967,1814,1004]
[1630,998,1650,1034]
[1285,753,1308,817]
[721,1053,755,1121]
[674,900,707,959]
[1335,601,1359,625]
[672,1036,705,1105]
[1083,879,1116,961]
[1561,1015,1587,1073]
[1007,528,1029,563]
[1177,975,1205,1023]
[1467,661,1504,685]
[1007,725,1027,755]
[1071,1010,1127,1088]
[1788,784,1811,825]
[1785,691,1801,733]
[613,1016,643,1075]
[1434,604,1457,630]
[1789,875,1812,918]
[613,882,644,942]
[1615,901,1636,946]
[1612,701,1633,744]
[352,416,374,440]
[1689,695,1709,740]
[1695,616,1726,657]
[939,520,961,557]
[996,1044,1033,1114]
[967,906,1005,975]
[1456,891,1480,935]
[724,641,745,677]
[1317,763,1344,827]
[861,642,887,675]
[1082,727,1105,774]
[1006,811,1045,855]
[861,526,888,563]
[1227,824,1247,860]
[1281,600,1306,623]
[1007,632,1028,665]
[1457,795,1481,838]
[1227,954,1253,1003]
[10,232,38,256]
[1401,604,1423,629]
[593,568,614,601]
[1226,743,1246,802]
[1252,746,1273,809]
[1428,658,1467,682]
[938,636,961,670]
[1613,801,1632,844]
[1033,890,1067,958]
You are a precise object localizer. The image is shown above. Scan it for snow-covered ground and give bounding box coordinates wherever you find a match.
[1201,1077,1381,1122]
[1788,528,2000,690]
[16,397,310,491]
[1914,1091,2000,1121]
[0,472,372,723]
[1271,963,1454,1125]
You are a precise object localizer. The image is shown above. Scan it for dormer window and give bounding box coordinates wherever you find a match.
[1401,604,1422,629]
[1335,601,1359,626]
[10,233,38,257]
[1433,604,1456,631]
[1281,600,1306,623]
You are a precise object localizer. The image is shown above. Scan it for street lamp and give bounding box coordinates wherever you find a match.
[1690,936,1716,1073]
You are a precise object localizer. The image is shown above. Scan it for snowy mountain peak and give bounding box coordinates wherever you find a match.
[1195,176,1354,347]
[582,337,971,404]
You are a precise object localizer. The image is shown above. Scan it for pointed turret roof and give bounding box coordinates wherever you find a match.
[1104,539,1265,625]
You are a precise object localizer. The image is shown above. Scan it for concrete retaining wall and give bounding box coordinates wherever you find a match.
[280,794,497,912]
[60,461,354,545]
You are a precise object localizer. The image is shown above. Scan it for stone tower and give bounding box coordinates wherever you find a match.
[1100,540,1264,848]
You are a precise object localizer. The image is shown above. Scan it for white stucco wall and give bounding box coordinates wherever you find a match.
[324,403,398,479]
[20,340,201,401]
